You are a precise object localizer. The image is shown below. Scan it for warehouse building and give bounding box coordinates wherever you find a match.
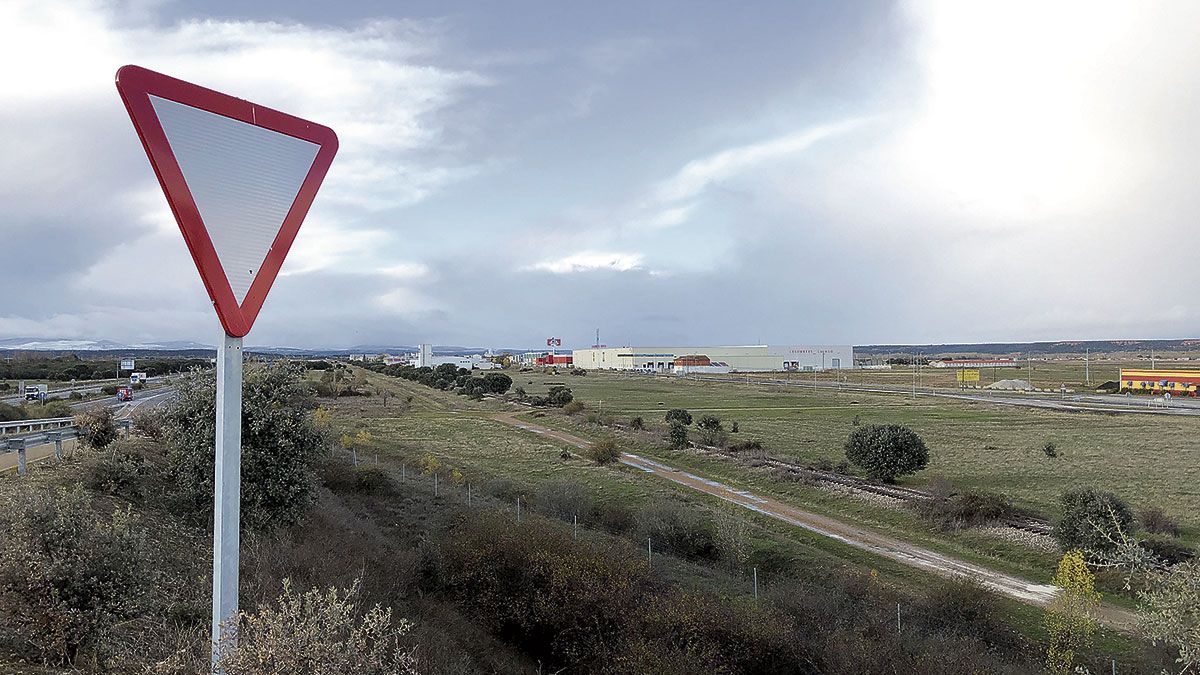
[572,345,853,373]
[1119,368,1200,396]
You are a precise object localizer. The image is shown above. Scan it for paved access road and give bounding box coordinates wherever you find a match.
[493,411,1139,632]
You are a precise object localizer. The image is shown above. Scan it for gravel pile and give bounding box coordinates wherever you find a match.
[985,379,1034,391]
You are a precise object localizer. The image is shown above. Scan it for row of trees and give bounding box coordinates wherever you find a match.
[363,362,512,400]
[0,355,210,382]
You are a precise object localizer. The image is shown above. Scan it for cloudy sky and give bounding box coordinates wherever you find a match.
[2,1,1198,349]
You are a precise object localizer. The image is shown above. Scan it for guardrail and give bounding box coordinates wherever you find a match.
[2,420,133,476]
[0,416,76,435]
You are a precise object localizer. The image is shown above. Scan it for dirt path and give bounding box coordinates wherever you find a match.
[493,412,1139,631]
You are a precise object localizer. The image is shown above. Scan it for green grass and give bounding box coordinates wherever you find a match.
[515,369,1200,540]
[332,368,1165,666]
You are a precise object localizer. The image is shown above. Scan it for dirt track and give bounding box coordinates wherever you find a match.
[493,412,1139,631]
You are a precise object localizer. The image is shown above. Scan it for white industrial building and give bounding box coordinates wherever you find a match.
[572,345,853,373]
[408,344,499,370]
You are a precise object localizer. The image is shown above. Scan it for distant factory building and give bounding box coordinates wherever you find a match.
[410,344,499,370]
[572,345,853,373]
[928,358,1018,369]
[1120,368,1200,396]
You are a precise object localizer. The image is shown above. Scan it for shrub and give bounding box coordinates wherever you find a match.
[353,465,394,494]
[481,372,513,394]
[730,421,739,433]
[101,384,120,395]
[916,577,1014,648]
[588,438,622,465]
[75,406,119,449]
[131,407,164,441]
[0,487,151,665]
[1140,506,1181,537]
[844,424,929,482]
[69,391,84,401]
[82,440,150,501]
[630,416,645,430]
[0,402,27,422]
[563,400,585,415]
[697,414,721,431]
[667,423,689,449]
[1043,441,1059,458]
[665,408,692,426]
[162,364,326,531]
[917,491,1015,530]
[482,477,521,501]
[636,501,717,560]
[594,501,636,534]
[535,480,593,521]
[1055,487,1135,553]
[1139,538,1195,566]
[216,579,417,674]
[547,386,574,406]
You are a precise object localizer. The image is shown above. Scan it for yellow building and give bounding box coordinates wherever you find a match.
[1119,369,1200,395]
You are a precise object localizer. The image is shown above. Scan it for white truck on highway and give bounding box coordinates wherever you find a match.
[23,384,48,401]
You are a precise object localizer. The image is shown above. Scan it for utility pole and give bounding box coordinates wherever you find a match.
[1085,347,1091,386]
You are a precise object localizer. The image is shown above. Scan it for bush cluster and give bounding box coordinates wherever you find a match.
[1055,486,1135,553]
[916,490,1016,531]
[162,363,326,531]
[0,487,152,665]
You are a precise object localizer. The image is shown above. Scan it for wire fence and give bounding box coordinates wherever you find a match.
[332,447,1143,674]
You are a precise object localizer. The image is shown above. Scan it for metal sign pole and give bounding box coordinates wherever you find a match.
[211,333,243,667]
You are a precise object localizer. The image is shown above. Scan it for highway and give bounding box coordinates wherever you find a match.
[0,385,176,474]
[1,377,166,405]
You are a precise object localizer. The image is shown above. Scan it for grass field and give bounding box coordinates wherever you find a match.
[326,367,1171,666]
[510,368,1200,542]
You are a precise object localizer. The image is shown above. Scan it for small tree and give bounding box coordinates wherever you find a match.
[547,386,574,406]
[667,423,689,449]
[1055,487,1135,553]
[1045,550,1100,674]
[630,416,645,431]
[588,438,622,465]
[162,364,326,531]
[665,409,693,426]
[563,400,585,415]
[844,424,929,482]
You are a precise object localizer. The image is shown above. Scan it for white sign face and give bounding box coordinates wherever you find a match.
[149,95,320,305]
[120,358,135,371]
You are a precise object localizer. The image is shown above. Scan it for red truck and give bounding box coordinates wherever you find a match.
[116,386,134,402]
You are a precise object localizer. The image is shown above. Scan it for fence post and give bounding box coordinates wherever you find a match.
[647,538,652,568]
[352,448,358,467]
[468,483,472,506]
[401,463,406,479]
[753,567,758,600]
[517,496,521,524]
[896,602,901,635]
[434,472,438,496]
[573,514,578,541]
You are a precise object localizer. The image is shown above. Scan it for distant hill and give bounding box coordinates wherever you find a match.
[0,337,541,359]
[855,338,1200,357]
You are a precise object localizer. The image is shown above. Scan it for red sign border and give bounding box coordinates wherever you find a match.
[115,65,338,337]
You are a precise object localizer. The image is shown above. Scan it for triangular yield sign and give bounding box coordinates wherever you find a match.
[116,65,338,337]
